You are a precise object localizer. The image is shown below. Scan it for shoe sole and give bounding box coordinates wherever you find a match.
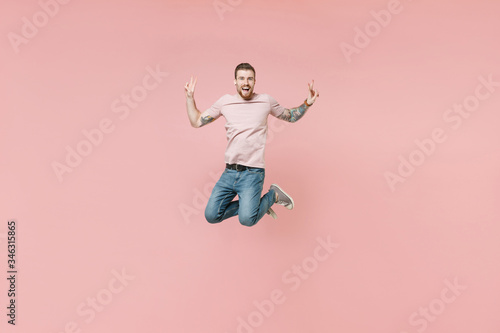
[271,184,294,210]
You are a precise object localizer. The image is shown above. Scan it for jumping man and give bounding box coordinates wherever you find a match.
[185,63,319,226]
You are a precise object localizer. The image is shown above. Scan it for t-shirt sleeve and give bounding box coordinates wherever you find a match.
[201,95,224,120]
[268,94,286,118]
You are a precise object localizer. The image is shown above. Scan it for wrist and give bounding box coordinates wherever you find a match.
[304,99,312,107]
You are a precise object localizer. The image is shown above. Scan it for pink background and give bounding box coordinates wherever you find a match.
[1,0,499,332]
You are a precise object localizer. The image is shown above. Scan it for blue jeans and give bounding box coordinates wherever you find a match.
[205,167,276,227]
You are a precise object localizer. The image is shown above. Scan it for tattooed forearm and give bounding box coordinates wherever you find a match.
[278,103,310,123]
[199,115,215,127]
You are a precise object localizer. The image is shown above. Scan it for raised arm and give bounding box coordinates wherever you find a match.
[278,80,319,123]
[185,76,216,128]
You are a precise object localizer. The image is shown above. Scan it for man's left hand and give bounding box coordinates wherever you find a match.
[306,80,319,105]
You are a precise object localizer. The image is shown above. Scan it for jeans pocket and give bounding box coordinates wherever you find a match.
[247,168,265,181]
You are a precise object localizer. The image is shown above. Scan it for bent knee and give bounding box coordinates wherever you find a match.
[239,215,258,227]
[204,210,221,224]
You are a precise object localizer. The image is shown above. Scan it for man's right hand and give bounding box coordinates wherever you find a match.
[184,76,197,99]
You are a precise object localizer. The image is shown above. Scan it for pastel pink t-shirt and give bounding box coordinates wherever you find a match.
[201,93,286,168]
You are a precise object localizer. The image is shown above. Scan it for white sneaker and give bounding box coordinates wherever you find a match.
[266,207,278,219]
[270,184,294,210]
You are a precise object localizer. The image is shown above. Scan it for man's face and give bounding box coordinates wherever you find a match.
[234,69,256,100]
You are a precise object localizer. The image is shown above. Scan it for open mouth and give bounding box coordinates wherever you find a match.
[242,87,250,92]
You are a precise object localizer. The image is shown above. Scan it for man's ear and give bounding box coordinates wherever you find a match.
[234,79,237,85]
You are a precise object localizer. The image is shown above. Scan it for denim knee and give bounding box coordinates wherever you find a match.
[204,207,221,224]
[238,214,258,227]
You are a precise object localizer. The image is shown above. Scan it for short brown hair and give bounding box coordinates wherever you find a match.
[234,63,255,79]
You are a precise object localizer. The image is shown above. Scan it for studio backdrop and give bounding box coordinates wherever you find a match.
[1,0,499,332]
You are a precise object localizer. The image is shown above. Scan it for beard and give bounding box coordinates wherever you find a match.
[237,85,254,99]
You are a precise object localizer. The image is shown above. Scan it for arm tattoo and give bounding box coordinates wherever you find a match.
[199,115,215,127]
[277,103,309,123]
